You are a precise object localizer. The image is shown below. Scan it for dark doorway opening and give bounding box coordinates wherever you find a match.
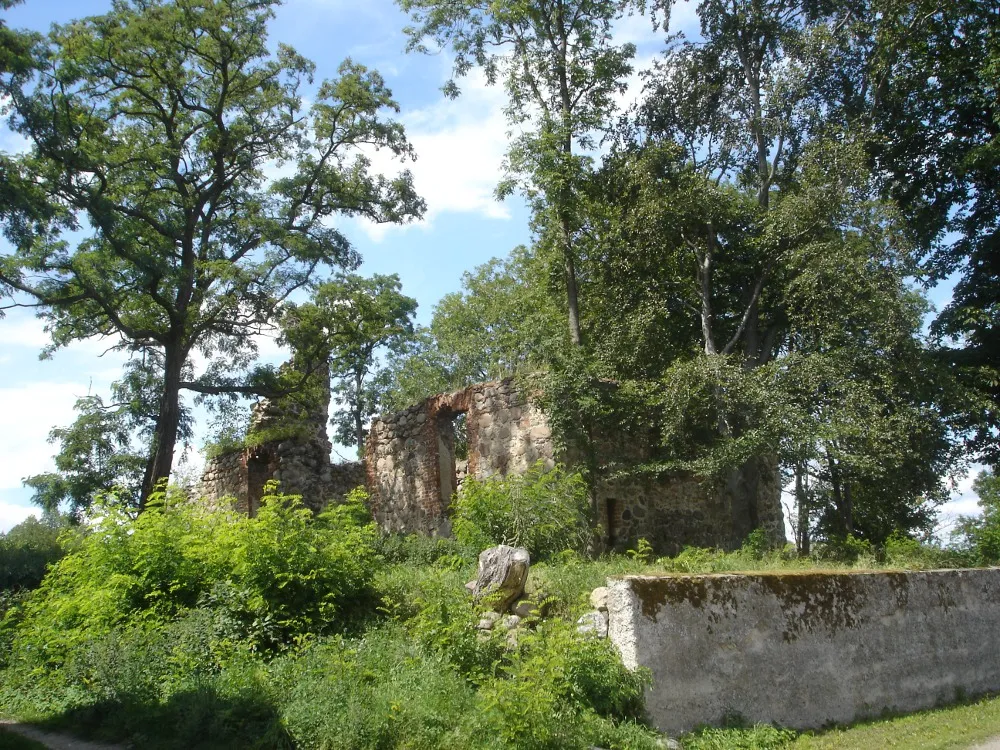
[436,410,469,507]
[247,449,272,517]
[605,498,619,548]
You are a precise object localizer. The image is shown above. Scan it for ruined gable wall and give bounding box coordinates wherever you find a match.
[467,379,554,477]
[198,366,364,513]
[199,451,249,513]
[366,377,785,553]
[365,379,556,535]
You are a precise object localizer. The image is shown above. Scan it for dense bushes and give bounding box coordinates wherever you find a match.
[3,468,964,749]
[1,486,378,677]
[0,485,661,749]
[0,515,67,591]
[452,462,593,560]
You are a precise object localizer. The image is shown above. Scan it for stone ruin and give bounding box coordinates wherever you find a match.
[366,378,785,554]
[200,374,784,554]
[198,367,364,515]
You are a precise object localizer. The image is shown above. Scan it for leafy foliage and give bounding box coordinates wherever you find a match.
[283,273,418,456]
[955,470,1000,565]
[0,0,424,499]
[2,486,378,674]
[452,462,593,561]
[0,515,67,591]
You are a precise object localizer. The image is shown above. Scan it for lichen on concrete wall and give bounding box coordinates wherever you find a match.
[608,569,1000,734]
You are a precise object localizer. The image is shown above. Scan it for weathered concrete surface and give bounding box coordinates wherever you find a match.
[608,569,1000,735]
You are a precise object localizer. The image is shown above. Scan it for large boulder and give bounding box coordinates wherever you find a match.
[472,545,530,613]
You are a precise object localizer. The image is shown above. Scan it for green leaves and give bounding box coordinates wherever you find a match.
[451,462,593,560]
[1,0,425,495]
[6,487,379,670]
[282,272,418,454]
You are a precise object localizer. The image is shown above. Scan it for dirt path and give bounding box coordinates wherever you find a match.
[0,720,127,750]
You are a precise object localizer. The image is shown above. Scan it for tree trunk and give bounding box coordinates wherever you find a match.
[796,460,810,556]
[826,447,853,537]
[140,345,186,505]
[725,456,763,547]
[355,371,365,459]
[563,235,582,346]
[843,481,854,536]
[700,226,717,355]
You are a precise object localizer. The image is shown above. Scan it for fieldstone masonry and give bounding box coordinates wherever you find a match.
[199,372,364,514]
[365,379,556,534]
[200,372,784,552]
[366,378,785,553]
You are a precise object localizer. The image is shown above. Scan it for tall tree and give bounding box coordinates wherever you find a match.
[23,357,170,517]
[0,0,424,502]
[285,273,417,456]
[807,0,1000,464]
[873,0,1000,466]
[398,0,639,345]
[381,246,562,410]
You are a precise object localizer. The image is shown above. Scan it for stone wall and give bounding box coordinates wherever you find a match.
[198,367,365,513]
[365,379,554,534]
[366,378,784,552]
[608,569,1000,734]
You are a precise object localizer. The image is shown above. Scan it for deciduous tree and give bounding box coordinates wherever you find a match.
[0,0,424,502]
[398,0,640,345]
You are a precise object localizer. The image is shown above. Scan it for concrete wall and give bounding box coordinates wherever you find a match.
[607,569,1000,734]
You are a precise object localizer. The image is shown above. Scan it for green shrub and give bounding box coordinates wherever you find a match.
[3,485,378,672]
[277,628,478,749]
[813,534,876,565]
[374,531,477,569]
[883,531,962,569]
[0,515,68,591]
[681,722,797,749]
[451,462,592,560]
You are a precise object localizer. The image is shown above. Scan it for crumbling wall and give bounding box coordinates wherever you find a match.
[366,379,557,534]
[198,366,364,513]
[366,378,784,552]
[608,569,1000,734]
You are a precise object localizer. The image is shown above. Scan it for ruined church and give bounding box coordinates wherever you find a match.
[199,376,785,554]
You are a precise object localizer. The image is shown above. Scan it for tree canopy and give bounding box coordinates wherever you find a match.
[0,0,424,501]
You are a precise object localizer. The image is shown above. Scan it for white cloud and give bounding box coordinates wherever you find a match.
[0,121,31,156]
[0,381,94,490]
[0,311,128,363]
[0,501,39,534]
[348,70,514,243]
[0,314,52,349]
[935,466,987,539]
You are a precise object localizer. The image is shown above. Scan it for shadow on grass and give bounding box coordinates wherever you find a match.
[32,682,293,750]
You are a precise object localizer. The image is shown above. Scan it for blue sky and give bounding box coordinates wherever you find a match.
[0,0,982,534]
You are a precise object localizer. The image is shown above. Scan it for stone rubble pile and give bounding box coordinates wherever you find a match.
[576,585,610,638]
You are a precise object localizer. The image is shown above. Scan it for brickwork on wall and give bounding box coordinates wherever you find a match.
[366,378,785,553]
[199,373,784,550]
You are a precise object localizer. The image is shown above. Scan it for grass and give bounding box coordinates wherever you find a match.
[794,693,1000,749]
[679,693,1000,749]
